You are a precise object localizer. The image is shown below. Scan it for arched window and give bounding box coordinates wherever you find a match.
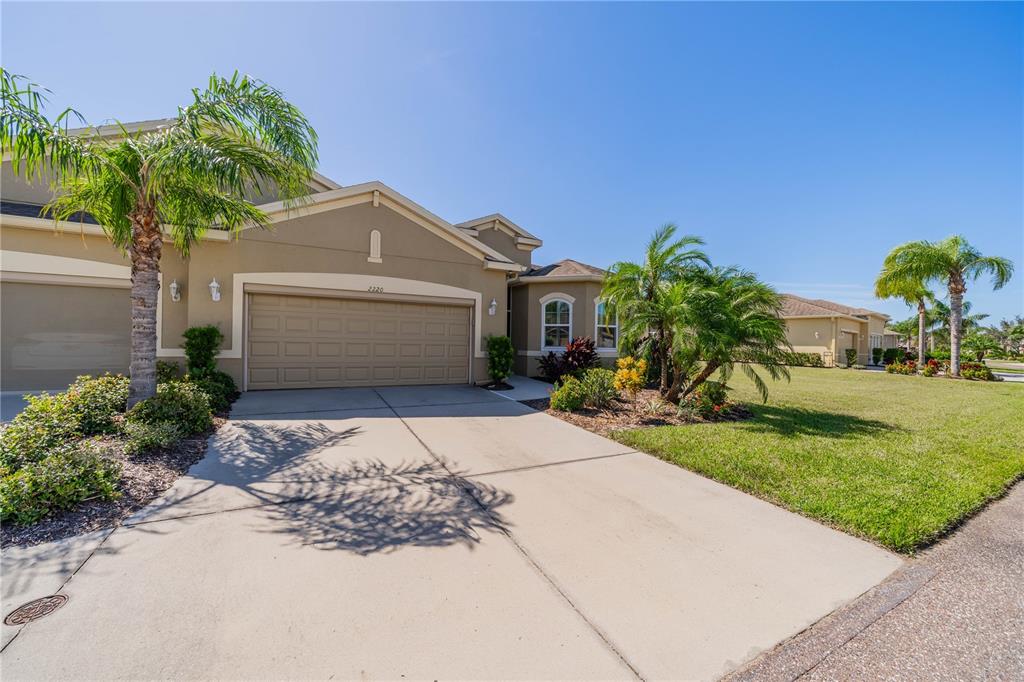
[595,300,618,349]
[542,299,572,349]
[368,229,382,263]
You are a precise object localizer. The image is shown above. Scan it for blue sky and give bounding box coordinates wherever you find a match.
[3,2,1021,323]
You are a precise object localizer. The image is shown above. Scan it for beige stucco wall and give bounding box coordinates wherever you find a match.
[510,279,617,377]
[783,318,833,361]
[471,228,533,268]
[1,200,509,388]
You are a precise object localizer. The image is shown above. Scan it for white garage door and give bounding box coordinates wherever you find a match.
[246,293,472,390]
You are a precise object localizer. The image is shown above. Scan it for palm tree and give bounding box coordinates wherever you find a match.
[879,236,1013,376]
[874,272,933,365]
[663,267,791,403]
[928,299,989,348]
[602,224,709,393]
[1,70,319,405]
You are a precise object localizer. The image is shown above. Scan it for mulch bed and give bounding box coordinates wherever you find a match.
[522,388,752,437]
[1,417,225,549]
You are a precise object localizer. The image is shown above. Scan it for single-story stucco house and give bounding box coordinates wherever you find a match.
[0,120,621,392]
[780,294,902,366]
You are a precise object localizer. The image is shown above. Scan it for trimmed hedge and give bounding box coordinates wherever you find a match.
[783,352,825,368]
[126,381,213,435]
[0,442,121,525]
[486,335,515,383]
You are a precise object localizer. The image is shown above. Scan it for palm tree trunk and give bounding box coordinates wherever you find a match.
[917,299,927,366]
[127,206,162,407]
[677,360,721,401]
[658,328,669,394]
[949,283,964,377]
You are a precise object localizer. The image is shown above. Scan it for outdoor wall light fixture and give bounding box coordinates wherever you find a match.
[169,279,181,302]
[488,298,497,316]
[815,331,820,339]
[209,277,221,302]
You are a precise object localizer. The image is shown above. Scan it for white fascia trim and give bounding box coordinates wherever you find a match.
[0,249,185,357]
[515,236,542,247]
[484,260,525,272]
[782,313,863,323]
[229,273,486,360]
[512,275,604,286]
[250,181,517,268]
[0,214,233,241]
[456,213,541,242]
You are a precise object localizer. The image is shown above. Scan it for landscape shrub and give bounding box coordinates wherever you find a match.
[537,336,600,383]
[844,349,858,367]
[783,352,825,368]
[156,360,181,383]
[126,381,212,435]
[182,325,224,377]
[959,362,998,381]
[614,356,647,400]
[486,335,515,383]
[122,420,183,456]
[882,348,907,365]
[871,348,883,365]
[187,370,239,413]
[922,363,937,377]
[678,380,729,419]
[886,361,917,375]
[0,442,121,525]
[549,376,587,412]
[66,374,129,435]
[578,368,618,409]
[0,392,81,470]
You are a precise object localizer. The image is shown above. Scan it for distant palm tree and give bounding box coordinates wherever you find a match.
[879,236,1013,376]
[1,70,319,405]
[602,224,709,393]
[663,267,791,403]
[928,300,989,348]
[874,272,933,364]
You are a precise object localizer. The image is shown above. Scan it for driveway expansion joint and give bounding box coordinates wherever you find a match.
[370,387,645,681]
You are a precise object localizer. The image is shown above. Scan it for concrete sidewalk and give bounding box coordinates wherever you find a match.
[727,482,1024,681]
[2,385,901,680]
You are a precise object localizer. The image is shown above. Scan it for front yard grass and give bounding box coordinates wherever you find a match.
[612,367,1024,553]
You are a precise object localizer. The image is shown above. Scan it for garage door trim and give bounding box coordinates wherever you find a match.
[243,287,475,391]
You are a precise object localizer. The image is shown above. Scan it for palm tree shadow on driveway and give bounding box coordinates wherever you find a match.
[157,420,514,556]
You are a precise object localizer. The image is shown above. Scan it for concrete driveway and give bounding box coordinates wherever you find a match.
[1,385,901,680]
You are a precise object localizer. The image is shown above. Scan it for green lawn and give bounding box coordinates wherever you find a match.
[613,368,1024,553]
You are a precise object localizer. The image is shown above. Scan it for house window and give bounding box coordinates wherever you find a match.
[542,299,572,348]
[595,301,618,349]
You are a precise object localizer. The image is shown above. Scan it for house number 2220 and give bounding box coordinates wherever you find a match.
[367,286,384,294]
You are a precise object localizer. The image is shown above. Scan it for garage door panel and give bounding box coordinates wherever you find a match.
[248,293,471,389]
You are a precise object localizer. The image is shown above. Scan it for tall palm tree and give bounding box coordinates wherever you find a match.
[664,267,791,403]
[928,299,989,348]
[874,272,933,364]
[1,70,319,405]
[879,236,1013,376]
[602,224,709,393]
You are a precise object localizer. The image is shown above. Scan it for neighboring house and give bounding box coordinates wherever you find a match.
[781,294,901,366]
[0,120,620,391]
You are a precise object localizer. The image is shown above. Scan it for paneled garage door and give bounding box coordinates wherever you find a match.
[246,293,472,390]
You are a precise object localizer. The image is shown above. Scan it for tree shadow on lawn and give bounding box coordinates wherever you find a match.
[741,404,898,439]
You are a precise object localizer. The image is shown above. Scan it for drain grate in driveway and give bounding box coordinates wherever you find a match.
[4,594,68,626]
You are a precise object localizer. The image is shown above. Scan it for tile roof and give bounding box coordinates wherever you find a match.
[523,259,606,278]
[780,294,888,319]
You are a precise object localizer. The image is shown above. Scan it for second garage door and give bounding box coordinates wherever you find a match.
[247,293,471,390]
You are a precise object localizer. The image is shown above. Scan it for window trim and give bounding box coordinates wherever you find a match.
[540,294,574,350]
[594,299,619,351]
